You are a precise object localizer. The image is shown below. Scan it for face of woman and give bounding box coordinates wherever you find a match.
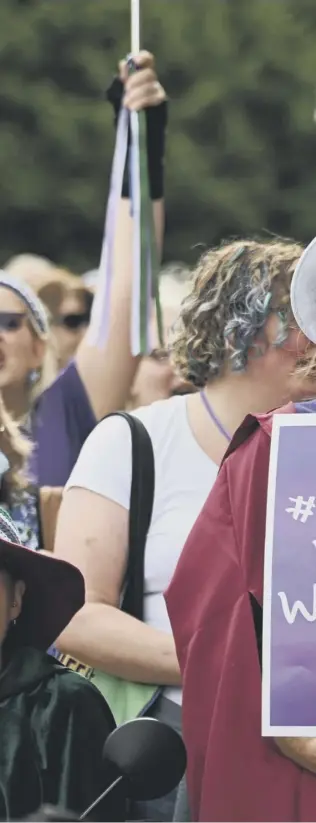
[130,305,189,408]
[250,313,316,401]
[52,292,90,369]
[0,571,24,649]
[0,288,44,391]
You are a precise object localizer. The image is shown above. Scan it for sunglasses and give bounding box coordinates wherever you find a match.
[150,348,169,362]
[54,312,90,331]
[0,312,26,332]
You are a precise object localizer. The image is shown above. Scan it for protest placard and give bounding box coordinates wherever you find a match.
[262,413,316,736]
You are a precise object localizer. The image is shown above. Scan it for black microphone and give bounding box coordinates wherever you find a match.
[80,717,187,820]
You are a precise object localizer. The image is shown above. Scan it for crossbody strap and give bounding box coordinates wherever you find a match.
[101,411,155,623]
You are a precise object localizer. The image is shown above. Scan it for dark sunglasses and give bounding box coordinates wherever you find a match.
[54,312,90,331]
[150,348,169,362]
[0,312,26,332]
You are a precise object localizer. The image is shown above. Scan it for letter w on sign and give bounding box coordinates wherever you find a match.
[262,413,316,736]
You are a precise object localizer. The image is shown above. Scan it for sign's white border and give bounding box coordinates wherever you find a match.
[262,413,316,737]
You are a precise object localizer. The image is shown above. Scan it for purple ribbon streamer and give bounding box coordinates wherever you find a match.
[88,99,158,355]
[87,106,129,348]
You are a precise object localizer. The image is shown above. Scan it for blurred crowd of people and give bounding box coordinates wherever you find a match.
[4,252,191,403]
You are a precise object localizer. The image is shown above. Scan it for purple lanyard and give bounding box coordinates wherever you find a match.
[200,390,231,442]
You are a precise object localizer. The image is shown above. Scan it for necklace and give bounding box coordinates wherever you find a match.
[200,390,231,442]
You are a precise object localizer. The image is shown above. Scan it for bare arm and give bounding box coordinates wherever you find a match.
[75,52,165,421]
[54,486,181,685]
[275,737,316,773]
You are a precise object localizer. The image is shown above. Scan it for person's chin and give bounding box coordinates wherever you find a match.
[0,370,16,389]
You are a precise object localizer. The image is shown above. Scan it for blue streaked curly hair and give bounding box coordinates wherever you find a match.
[172,239,303,388]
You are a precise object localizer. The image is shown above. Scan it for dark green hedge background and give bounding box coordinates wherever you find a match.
[1,0,316,271]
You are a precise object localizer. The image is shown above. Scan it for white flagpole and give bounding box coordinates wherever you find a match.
[131,0,140,54]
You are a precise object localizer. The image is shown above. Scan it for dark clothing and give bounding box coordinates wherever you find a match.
[30,362,95,487]
[0,647,116,821]
[132,695,182,822]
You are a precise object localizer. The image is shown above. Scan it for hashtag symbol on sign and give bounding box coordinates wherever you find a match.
[286,496,316,523]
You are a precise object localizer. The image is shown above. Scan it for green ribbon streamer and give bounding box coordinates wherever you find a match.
[138,106,150,352]
[129,59,164,353]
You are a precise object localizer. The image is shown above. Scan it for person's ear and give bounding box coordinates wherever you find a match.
[30,336,45,370]
[10,580,26,621]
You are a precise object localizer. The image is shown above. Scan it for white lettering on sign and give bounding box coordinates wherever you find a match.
[278,584,316,624]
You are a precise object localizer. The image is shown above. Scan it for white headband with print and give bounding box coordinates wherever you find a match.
[0,271,49,339]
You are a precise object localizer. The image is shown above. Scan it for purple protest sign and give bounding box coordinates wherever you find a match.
[262,412,316,736]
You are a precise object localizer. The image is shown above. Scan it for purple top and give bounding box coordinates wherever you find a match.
[29,361,96,487]
[295,399,316,414]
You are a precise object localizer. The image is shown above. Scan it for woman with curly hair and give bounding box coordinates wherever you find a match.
[53,238,315,822]
[165,236,316,823]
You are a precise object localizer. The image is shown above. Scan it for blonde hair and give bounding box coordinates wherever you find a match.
[0,396,30,490]
[4,254,55,284]
[159,263,192,310]
[1,273,59,402]
[172,238,303,387]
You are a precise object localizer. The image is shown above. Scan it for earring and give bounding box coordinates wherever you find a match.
[28,368,40,387]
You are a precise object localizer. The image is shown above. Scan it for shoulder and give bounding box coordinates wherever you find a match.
[66,395,188,505]
[132,394,187,440]
[91,394,185,436]
[50,666,116,729]
[222,402,295,464]
[217,416,272,548]
[39,361,93,419]
[75,394,187,457]
[294,398,316,413]
[39,361,79,402]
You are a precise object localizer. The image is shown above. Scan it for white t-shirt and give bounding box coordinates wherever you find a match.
[66,394,218,705]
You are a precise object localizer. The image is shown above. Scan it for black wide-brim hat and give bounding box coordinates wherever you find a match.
[0,510,84,651]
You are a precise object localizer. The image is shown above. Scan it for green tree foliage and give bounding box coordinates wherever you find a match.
[1,0,316,271]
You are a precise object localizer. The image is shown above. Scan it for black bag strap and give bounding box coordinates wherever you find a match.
[101,411,155,623]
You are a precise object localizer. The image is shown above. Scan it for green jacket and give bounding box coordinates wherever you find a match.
[0,648,116,821]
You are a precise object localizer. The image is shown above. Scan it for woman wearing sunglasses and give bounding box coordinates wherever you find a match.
[51,280,93,370]
[5,255,94,372]
[0,51,166,547]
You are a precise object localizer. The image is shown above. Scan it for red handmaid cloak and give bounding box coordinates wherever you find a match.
[166,402,316,822]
